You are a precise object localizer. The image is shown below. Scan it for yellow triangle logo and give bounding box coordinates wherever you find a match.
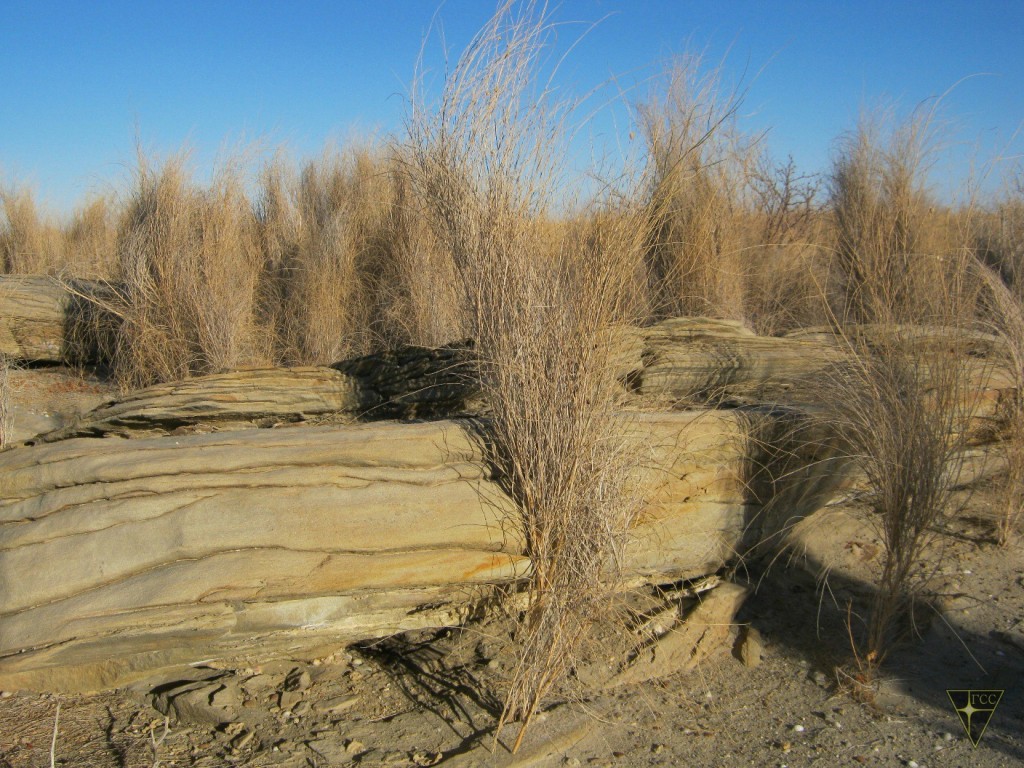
[947,689,1003,747]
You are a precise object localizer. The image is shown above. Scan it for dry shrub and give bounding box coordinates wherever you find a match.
[744,155,828,334]
[113,151,264,389]
[0,184,64,275]
[827,110,962,325]
[818,109,985,680]
[62,196,118,279]
[407,0,647,748]
[639,54,755,321]
[823,321,977,680]
[254,146,448,363]
[974,261,1024,545]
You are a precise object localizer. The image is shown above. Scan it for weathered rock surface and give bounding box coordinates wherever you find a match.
[0,411,803,692]
[20,318,1015,446]
[0,276,69,361]
[0,275,114,364]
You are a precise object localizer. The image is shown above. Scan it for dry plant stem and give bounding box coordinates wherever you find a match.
[50,701,60,768]
[407,0,646,750]
[0,355,9,450]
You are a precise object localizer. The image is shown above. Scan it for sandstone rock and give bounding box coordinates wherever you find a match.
[738,626,763,668]
[608,582,751,686]
[0,276,69,362]
[2,412,807,693]
[0,276,115,364]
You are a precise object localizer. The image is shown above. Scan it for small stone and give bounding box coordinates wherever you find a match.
[292,700,310,717]
[651,743,666,754]
[232,730,255,751]
[284,668,312,692]
[315,695,359,715]
[345,739,366,755]
[412,752,444,766]
[906,761,919,768]
[279,690,302,711]
[0,691,11,698]
[223,721,245,738]
[941,732,953,742]
[739,627,763,668]
[792,724,805,733]
[562,758,582,767]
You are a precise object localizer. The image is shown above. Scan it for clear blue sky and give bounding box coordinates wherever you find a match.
[3,0,1022,213]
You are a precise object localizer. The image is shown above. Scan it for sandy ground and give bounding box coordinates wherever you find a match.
[1,367,1022,768]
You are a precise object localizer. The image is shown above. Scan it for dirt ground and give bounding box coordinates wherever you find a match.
[2,366,1022,768]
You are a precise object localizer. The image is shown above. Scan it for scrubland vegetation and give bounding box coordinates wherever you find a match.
[3,0,1023,738]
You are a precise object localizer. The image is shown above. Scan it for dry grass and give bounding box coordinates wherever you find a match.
[0,184,65,275]
[826,110,965,325]
[974,261,1024,545]
[407,0,648,749]
[63,196,118,279]
[257,148,382,363]
[818,110,986,680]
[638,54,755,322]
[112,151,265,389]
[744,154,828,334]
[823,322,977,678]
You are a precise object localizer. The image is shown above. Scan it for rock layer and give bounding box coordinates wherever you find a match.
[0,411,790,692]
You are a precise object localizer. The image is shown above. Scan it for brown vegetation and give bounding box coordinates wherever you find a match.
[2,1,1023,744]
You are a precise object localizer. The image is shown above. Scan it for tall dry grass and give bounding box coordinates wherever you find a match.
[974,259,1024,546]
[822,322,978,682]
[1,185,118,279]
[0,184,65,275]
[820,109,985,683]
[257,148,382,363]
[744,154,828,334]
[407,0,648,749]
[62,196,118,279]
[638,54,755,322]
[827,110,966,325]
[254,146,463,364]
[112,152,264,389]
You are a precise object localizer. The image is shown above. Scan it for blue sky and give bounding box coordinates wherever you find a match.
[3,0,1023,213]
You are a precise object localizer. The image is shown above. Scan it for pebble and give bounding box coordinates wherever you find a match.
[941,732,953,742]
[232,730,255,751]
[906,761,919,768]
[0,691,11,698]
[284,668,312,692]
[792,724,805,733]
[345,739,366,755]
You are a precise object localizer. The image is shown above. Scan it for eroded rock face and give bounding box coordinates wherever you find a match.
[0,412,797,692]
[0,284,1015,695]
[0,276,68,361]
[0,276,115,364]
